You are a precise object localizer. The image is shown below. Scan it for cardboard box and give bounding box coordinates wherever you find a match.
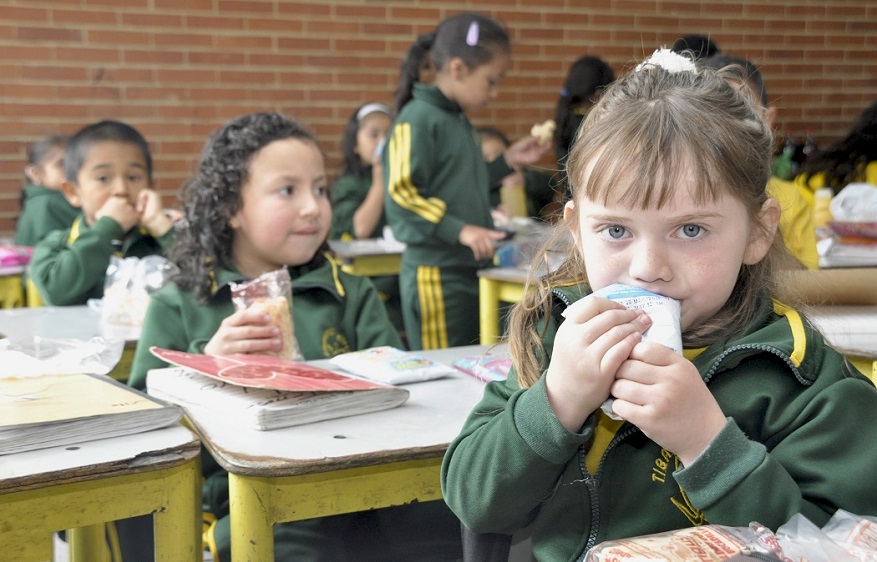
[780,268,877,306]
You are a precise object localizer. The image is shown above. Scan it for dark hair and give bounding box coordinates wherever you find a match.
[393,32,435,115]
[65,120,152,184]
[341,103,392,178]
[23,134,68,183]
[169,112,317,302]
[554,56,615,153]
[671,34,720,60]
[396,12,512,113]
[476,126,510,148]
[699,53,769,108]
[800,100,877,192]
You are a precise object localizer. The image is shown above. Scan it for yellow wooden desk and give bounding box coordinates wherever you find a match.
[478,267,531,345]
[0,424,201,562]
[162,344,500,561]
[328,239,404,277]
[0,305,136,382]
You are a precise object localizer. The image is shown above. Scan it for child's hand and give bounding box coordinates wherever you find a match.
[136,189,173,237]
[610,343,727,466]
[504,135,551,168]
[204,309,283,356]
[545,296,652,432]
[96,194,142,232]
[458,225,507,261]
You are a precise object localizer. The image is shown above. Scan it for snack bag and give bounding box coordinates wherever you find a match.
[230,268,303,361]
[101,255,176,339]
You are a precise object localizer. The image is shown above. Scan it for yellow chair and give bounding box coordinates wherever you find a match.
[0,273,25,308]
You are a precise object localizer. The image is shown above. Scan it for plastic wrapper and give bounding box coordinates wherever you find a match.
[230,268,303,361]
[829,183,877,223]
[0,337,124,376]
[99,255,176,340]
[584,511,877,562]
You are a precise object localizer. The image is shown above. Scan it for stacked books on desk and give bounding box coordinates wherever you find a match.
[0,373,182,455]
[817,221,877,268]
[146,348,410,430]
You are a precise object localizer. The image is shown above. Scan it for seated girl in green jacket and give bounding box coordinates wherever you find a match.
[131,112,461,562]
[442,49,877,561]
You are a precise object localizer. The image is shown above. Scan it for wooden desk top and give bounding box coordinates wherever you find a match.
[0,424,198,494]
[177,344,505,478]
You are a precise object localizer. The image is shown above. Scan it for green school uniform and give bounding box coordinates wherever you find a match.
[442,285,877,561]
[131,252,461,561]
[384,83,513,350]
[329,172,404,339]
[13,184,80,247]
[29,215,173,306]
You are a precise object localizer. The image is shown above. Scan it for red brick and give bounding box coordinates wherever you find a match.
[18,27,83,42]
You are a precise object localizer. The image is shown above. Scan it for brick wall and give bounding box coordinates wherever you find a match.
[1,0,875,236]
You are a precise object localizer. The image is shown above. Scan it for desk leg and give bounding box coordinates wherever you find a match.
[479,276,500,345]
[229,474,275,561]
[69,524,109,562]
[153,457,202,561]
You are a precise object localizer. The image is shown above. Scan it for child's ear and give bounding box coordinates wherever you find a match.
[24,164,41,184]
[563,200,583,253]
[448,57,467,81]
[743,198,781,265]
[59,179,82,208]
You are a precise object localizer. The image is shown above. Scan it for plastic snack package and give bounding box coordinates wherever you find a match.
[230,268,303,361]
[583,524,769,561]
[101,255,176,340]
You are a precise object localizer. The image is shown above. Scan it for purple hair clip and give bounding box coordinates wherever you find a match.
[466,21,479,46]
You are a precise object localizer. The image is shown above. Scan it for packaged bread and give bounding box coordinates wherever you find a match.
[584,525,759,561]
[530,119,556,145]
[230,268,303,361]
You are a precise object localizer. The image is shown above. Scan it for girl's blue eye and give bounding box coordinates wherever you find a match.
[604,225,627,239]
[280,185,293,196]
[680,224,703,238]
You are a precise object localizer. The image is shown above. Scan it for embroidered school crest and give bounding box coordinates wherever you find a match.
[322,328,351,357]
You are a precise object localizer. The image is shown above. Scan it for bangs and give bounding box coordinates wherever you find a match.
[569,103,726,209]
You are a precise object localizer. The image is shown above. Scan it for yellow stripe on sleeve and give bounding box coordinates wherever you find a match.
[387,124,447,223]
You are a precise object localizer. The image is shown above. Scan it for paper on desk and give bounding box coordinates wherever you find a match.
[0,337,124,377]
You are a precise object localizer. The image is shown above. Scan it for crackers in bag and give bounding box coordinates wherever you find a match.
[230,268,303,361]
[530,119,556,145]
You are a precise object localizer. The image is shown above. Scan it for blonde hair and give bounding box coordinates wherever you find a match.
[509,55,799,388]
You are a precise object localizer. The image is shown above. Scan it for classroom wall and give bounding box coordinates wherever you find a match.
[1,0,875,237]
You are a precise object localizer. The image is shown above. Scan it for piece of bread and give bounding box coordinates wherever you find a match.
[530,119,556,145]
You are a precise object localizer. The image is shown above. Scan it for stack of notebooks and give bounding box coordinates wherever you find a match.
[817,221,877,268]
[146,348,411,431]
[0,373,182,455]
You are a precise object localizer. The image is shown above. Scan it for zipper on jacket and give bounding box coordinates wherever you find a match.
[703,343,810,387]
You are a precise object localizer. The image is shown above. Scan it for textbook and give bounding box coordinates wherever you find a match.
[0,373,182,455]
[146,348,410,430]
[329,346,457,384]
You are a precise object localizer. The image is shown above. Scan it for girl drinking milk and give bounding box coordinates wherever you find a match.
[442,49,877,560]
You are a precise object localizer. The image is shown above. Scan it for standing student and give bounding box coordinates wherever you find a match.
[442,49,877,560]
[14,134,79,247]
[130,112,461,561]
[384,11,549,350]
[29,120,174,305]
[329,101,405,342]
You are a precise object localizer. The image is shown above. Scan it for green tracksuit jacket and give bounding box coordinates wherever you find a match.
[384,83,513,268]
[329,171,385,240]
[128,251,403,390]
[442,285,877,561]
[29,215,173,306]
[13,184,80,247]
